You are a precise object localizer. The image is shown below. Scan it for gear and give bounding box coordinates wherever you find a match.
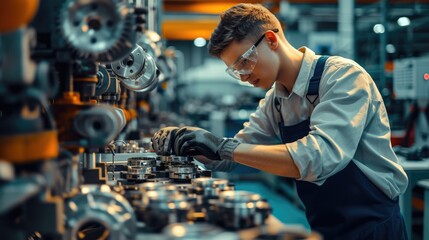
[59,0,136,63]
[111,44,159,92]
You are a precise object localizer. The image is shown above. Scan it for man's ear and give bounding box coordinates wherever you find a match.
[265,31,279,50]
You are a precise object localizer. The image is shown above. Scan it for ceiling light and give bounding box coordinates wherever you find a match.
[194,37,206,48]
[397,17,410,27]
[373,24,385,34]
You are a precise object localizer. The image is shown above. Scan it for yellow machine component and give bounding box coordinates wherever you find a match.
[74,77,98,84]
[0,130,58,164]
[0,0,40,33]
[128,108,137,120]
[138,100,151,113]
[161,81,168,90]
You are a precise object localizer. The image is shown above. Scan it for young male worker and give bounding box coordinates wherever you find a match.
[152,3,408,239]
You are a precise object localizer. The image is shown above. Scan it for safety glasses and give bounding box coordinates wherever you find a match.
[226,29,278,80]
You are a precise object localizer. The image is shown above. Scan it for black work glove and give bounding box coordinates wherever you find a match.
[173,126,241,161]
[151,126,180,155]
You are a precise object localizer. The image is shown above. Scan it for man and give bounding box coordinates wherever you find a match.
[152,3,408,239]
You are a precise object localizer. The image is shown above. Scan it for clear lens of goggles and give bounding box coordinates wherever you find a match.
[226,45,258,79]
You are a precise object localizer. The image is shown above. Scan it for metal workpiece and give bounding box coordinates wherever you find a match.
[190,178,233,199]
[126,156,158,182]
[127,156,157,167]
[187,178,234,223]
[157,155,173,165]
[65,184,137,240]
[162,222,240,240]
[170,156,194,164]
[127,165,152,175]
[111,44,159,92]
[59,0,136,62]
[136,189,192,232]
[169,164,198,183]
[215,191,272,230]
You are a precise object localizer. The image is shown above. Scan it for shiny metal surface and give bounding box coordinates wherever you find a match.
[127,166,152,175]
[59,0,136,62]
[73,105,121,146]
[171,156,193,164]
[111,45,159,92]
[95,64,111,95]
[137,189,191,232]
[216,191,272,230]
[65,184,137,240]
[127,156,156,167]
[169,164,197,182]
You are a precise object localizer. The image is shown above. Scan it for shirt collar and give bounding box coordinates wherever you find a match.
[275,47,316,99]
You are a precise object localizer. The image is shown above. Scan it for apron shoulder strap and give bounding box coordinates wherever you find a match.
[306,56,329,104]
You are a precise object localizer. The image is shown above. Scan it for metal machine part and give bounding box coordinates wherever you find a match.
[127,166,152,175]
[187,178,234,222]
[162,222,240,240]
[73,104,123,147]
[136,189,192,232]
[59,0,136,62]
[215,191,272,230]
[65,184,137,240]
[126,156,157,181]
[127,156,156,167]
[190,178,234,201]
[95,64,111,95]
[170,156,194,165]
[169,164,198,183]
[111,44,159,92]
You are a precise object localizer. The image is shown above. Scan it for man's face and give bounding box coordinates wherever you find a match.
[220,33,279,90]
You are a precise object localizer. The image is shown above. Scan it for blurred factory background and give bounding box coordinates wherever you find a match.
[1,0,429,239]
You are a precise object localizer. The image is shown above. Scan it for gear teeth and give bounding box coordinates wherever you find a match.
[58,0,136,63]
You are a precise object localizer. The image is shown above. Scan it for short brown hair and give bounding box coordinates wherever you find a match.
[208,3,281,58]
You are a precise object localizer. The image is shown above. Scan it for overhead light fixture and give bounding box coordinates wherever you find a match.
[373,24,385,34]
[194,37,207,48]
[397,17,411,27]
[386,44,396,54]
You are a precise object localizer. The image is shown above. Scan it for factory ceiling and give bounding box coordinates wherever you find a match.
[162,0,429,42]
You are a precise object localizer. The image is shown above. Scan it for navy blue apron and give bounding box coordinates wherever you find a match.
[276,56,408,239]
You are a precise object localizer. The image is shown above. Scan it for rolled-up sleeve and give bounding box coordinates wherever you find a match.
[287,64,372,183]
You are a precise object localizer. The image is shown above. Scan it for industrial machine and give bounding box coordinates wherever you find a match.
[393,57,429,156]
[0,1,317,239]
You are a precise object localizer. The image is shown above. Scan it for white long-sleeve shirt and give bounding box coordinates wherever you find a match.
[211,47,408,200]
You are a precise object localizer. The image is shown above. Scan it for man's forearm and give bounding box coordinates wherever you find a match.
[233,144,301,178]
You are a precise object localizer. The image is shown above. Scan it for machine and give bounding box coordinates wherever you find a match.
[393,56,429,157]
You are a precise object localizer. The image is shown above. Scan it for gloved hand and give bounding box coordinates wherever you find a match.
[173,126,241,161]
[151,126,180,155]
